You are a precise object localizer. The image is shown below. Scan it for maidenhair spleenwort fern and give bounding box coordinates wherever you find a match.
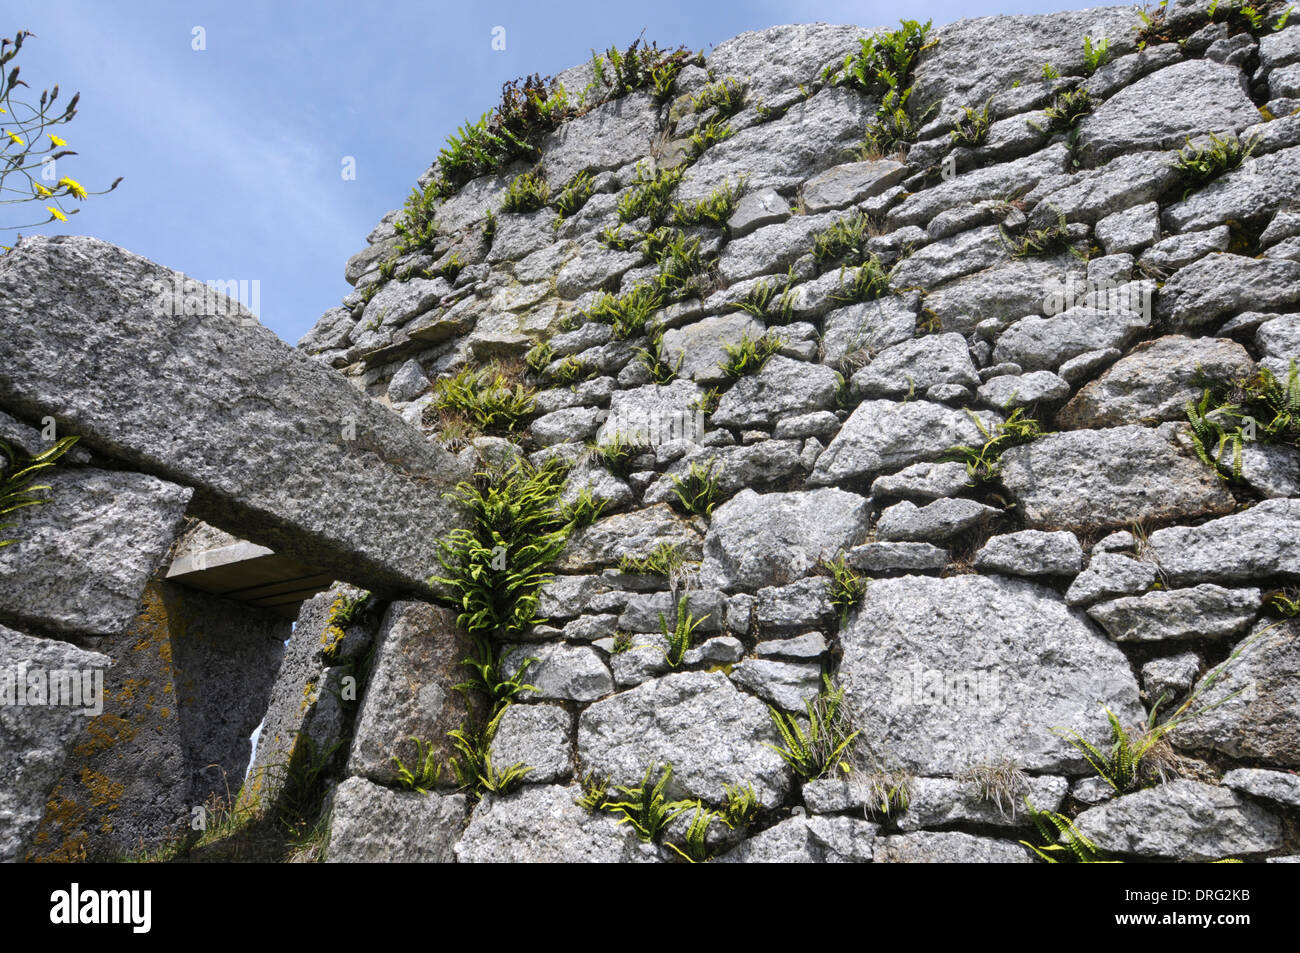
[433,457,570,641]
[766,675,861,781]
[600,763,693,843]
[447,702,533,798]
[0,435,79,547]
[657,594,707,667]
[1020,800,1114,863]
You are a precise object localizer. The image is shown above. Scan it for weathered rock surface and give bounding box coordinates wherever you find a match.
[1078,59,1259,163]
[716,815,878,863]
[0,236,471,595]
[1170,619,1300,767]
[1086,584,1261,642]
[701,488,871,589]
[455,784,651,863]
[577,671,790,804]
[840,574,1144,775]
[1057,335,1254,428]
[875,831,1033,863]
[1074,780,1283,860]
[0,626,111,863]
[0,468,191,638]
[346,601,473,787]
[973,530,1083,576]
[1146,499,1300,584]
[809,401,997,486]
[327,777,467,863]
[999,426,1235,532]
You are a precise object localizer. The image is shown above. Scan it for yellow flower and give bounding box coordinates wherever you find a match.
[47,206,67,222]
[49,134,66,147]
[5,131,23,146]
[35,184,52,198]
[59,177,87,200]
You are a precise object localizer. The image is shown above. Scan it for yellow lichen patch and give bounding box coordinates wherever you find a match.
[72,713,138,758]
[116,677,144,704]
[80,768,124,811]
[299,678,320,715]
[320,624,346,659]
[26,783,90,863]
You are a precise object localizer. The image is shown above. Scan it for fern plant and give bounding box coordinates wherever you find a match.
[617,162,686,227]
[687,117,733,158]
[719,332,784,378]
[447,702,533,799]
[583,281,665,339]
[818,553,867,624]
[1175,132,1258,194]
[601,763,693,842]
[550,354,594,386]
[634,329,682,385]
[669,457,724,517]
[1268,588,1300,618]
[1020,801,1113,863]
[812,211,876,266]
[829,259,891,303]
[950,98,993,147]
[1002,206,1078,259]
[432,363,536,433]
[1054,624,1275,793]
[432,457,571,641]
[721,782,760,830]
[667,801,719,862]
[575,772,609,811]
[391,736,444,795]
[1186,388,1245,481]
[732,273,797,323]
[823,19,933,97]
[456,637,539,708]
[560,487,607,530]
[690,77,747,117]
[501,168,550,213]
[552,170,594,220]
[394,181,441,254]
[766,676,861,781]
[659,594,707,666]
[944,407,1047,484]
[1040,87,1093,131]
[672,177,744,228]
[593,432,644,476]
[1245,359,1300,445]
[1082,36,1112,75]
[618,541,693,579]
[1,435,79,547]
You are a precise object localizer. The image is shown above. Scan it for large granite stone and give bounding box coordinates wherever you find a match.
[999,426,1235,532]
[839,574,1144,775]
[346,601,474,787]
[0,467,191,638]
[0,626,111,863]
[0,236,471,596]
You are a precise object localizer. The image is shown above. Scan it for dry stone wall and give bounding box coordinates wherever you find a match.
[294,3,1300,862]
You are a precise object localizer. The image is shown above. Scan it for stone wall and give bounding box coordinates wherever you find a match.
[0,237,467,859]
[292,3,1300,861]
[4,1,1300,864]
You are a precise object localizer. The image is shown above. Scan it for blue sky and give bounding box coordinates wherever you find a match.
[7,0,1106,345]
